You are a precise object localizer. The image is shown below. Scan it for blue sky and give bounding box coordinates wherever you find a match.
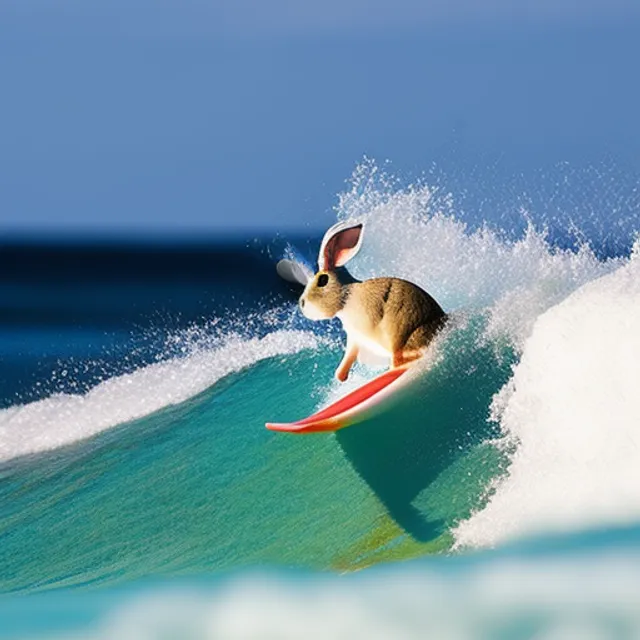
[1,1,639,234]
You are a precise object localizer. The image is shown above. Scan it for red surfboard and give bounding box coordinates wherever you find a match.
[266,364,413,433]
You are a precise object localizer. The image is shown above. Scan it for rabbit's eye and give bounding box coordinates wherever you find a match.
[317,274,329,288]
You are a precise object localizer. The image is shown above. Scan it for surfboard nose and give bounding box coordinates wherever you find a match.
[265,364,412,434]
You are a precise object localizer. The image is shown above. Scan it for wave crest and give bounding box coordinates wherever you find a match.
[0,330,319,462]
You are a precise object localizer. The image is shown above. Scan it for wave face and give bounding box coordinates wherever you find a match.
[0,317,513,592]
[1,161,640,595]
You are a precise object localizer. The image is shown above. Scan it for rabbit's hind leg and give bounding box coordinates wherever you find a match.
[392,349,422,368]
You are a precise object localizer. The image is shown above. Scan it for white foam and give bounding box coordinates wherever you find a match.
[42,551,640,640]
[0,330,319,462]
[455,247,640,547]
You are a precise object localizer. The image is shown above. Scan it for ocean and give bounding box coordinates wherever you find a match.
[1,161,640,638]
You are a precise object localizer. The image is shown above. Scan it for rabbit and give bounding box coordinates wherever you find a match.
[298,221,446,382]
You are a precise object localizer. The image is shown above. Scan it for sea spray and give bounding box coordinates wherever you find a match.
[336,161,623,345]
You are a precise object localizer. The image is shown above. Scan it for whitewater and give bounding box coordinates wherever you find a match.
[456,243,640,547]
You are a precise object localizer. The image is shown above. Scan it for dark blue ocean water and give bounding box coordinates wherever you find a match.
[0,236,314,405]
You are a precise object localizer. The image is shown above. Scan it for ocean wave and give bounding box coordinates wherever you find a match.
[455,243,640,547]
[3,160,639,556]
[0,330,319,462]
[333,162,640,546]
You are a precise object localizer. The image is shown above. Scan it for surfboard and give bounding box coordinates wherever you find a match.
[266,363,417,433]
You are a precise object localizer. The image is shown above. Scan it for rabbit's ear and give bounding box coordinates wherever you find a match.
[318,222,363,271]
[276,259,311,286]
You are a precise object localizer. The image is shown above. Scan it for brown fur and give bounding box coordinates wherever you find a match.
[343,278,446,362]
[302,271,346,319]
[299,222,446,381]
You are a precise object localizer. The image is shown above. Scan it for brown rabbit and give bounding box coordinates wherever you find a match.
[299,221,446,382]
